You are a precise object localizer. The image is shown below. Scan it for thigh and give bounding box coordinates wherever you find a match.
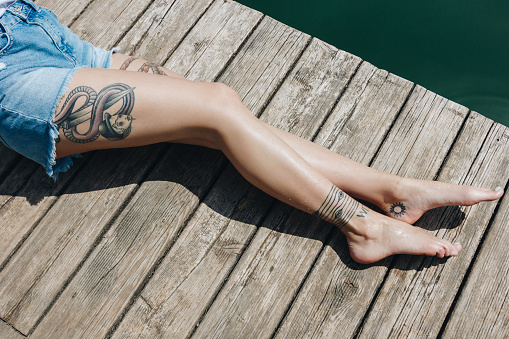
[53,67,225,159]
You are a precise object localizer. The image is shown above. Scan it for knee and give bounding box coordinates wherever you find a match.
[205,81,250,127]
[203,82,257,145]
[206,82,243,112]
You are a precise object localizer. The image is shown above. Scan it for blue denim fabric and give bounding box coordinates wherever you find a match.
[0,0,116,179]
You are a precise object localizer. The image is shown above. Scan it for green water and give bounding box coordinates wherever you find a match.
[238,0,509,127]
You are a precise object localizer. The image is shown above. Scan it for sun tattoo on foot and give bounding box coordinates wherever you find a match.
[390,202,406,217]
[54,83,135,143]
[313,186,367,230]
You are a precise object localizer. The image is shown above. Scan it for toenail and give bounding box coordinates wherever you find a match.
[494,186,502,192]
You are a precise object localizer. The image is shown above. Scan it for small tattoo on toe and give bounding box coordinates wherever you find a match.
[390,202,406,217]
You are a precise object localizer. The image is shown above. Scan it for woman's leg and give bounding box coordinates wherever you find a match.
[52,63,471,264]
[109,54,505,224]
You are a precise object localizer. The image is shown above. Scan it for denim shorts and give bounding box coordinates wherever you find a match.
[0,0,117,179]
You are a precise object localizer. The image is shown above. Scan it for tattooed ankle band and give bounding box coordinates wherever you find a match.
[313,186,361,229]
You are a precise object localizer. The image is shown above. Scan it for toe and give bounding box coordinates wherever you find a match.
[452,242,461,256]
[436,246,445,258]
[472,186,504,203]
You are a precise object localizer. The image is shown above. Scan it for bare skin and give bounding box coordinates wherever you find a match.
[53,54,504,264]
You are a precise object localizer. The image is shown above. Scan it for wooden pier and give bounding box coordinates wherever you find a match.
[1,0,508,338]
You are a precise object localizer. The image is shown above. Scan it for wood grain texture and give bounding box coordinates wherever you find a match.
[371,85,468,178]
[260,39,361,137]
[442,150,509,338]
[193,209,332,339]
[163,0,263,81]
[191,39,361,339]
[116,0,214,63]
[0,146,165,335]
[29,5,263,335]
[2,1,261,336]
[359,115,509,338]
[112,18,310,339]
[112,165,271,339]
[276,86,468,339]
[31,146,225,339]
[317,62,414,163]
[2,1,506,338]
[218,16,311,115]
[70,0,153,50]
[0,146,20,182]
[34,0,91,27]
[0,319,24,339]
[0,157,81,269]
[274,64,413,339]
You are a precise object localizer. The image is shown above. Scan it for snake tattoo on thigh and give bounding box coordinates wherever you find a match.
[55,57,168,144]
[54,83,135,143]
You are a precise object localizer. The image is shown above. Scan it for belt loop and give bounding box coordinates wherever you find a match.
[19,0,40,13]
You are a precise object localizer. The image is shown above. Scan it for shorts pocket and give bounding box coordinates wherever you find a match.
[0,29,12,57]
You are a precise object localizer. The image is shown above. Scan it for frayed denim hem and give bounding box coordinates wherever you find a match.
[106,47,121,68]
[45,68,81,181]
[44,47,120,181]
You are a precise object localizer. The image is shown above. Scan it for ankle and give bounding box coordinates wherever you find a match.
[340,208,381,239]
[379,174,406,206]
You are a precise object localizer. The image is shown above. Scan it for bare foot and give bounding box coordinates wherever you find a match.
[343,209,462,264]
[378,178,504,224]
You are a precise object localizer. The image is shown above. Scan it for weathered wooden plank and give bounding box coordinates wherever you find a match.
[29,6,264,338]
[1,0,137,275]
[358,117,509,338]
[194,209,332,339]
[260,40,360,137]
[70,0,153,50]
[0,159,37,223]
[111,18,310,339]
[0,0,204,329]
[274,231,368,339]
[30,146,225,339]
[372,85,468,178]
[112,165,270,339]
[2,0,207,271]
[34,0,91,27]
[117,0,214,63]
[274,65,413,339]
[218,16,311,114]
[276,111,488,338]
[313,61,378,149]
[0,157,81,268]
[0,146,20,181]
[0,319,24,339]
[443,164,509,338]
[0,145,165,335]
[276,87,468,339]
[163,0,263,81]
[316,63,414,163]
[190,39,361,339]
